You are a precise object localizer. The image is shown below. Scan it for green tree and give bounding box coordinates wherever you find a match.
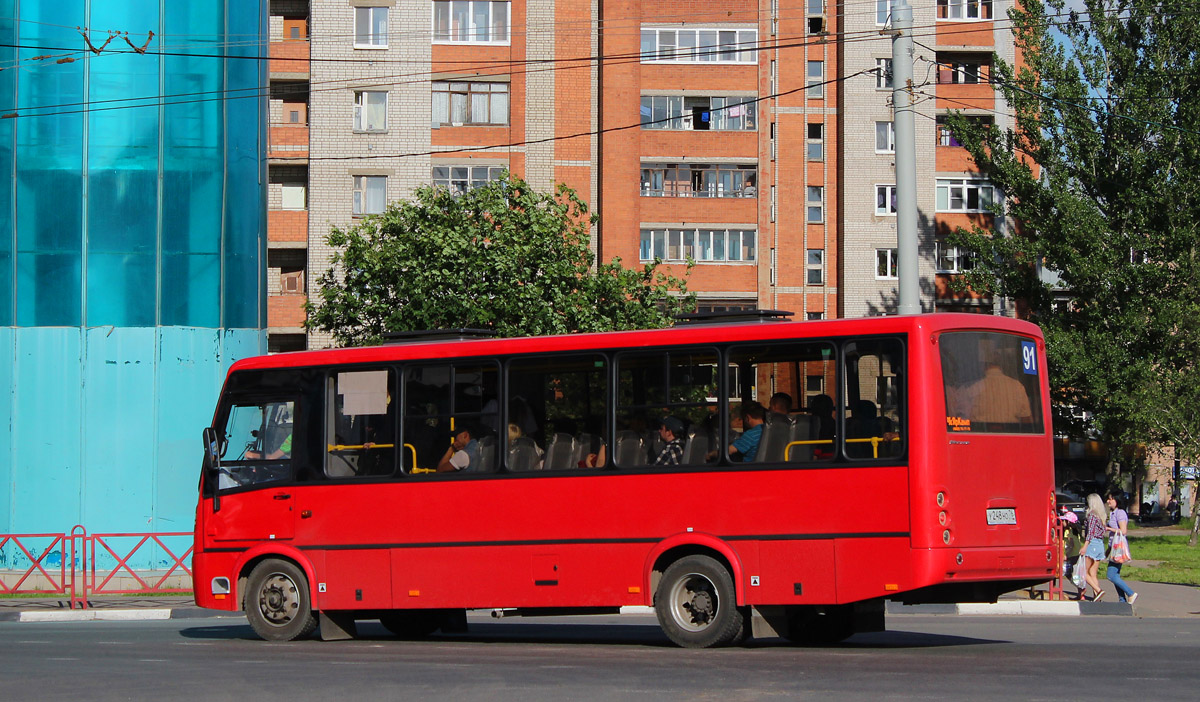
[307,176,694,345]
[945,0,1200,540]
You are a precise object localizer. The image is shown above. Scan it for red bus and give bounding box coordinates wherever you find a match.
[194,312,1056,647]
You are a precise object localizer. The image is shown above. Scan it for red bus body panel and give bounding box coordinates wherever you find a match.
[193,314,1056,614]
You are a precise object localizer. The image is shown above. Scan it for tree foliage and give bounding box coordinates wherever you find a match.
[307,176,695,345]
[946,0,1200,504]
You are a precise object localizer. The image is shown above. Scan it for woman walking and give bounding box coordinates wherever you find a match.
[1106,493,1138,604]
[1081,493,1108,601]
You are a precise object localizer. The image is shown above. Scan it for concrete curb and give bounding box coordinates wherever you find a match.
[0,607,234,623]
[887,600,1134,616]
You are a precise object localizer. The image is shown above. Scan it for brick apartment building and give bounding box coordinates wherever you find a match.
[264,0,1015,351]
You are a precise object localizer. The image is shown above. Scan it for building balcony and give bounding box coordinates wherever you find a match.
[268,209,308,246]
[270,40,309,76]
[268,124,308,161]
[268,293,308,330]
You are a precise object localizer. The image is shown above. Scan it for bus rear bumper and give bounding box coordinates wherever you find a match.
[905,544,1056,603]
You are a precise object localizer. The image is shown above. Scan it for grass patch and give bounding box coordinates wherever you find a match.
[1120,534,1200,587]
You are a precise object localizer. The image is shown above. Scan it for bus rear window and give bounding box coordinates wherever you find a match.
[940,331,1043,434]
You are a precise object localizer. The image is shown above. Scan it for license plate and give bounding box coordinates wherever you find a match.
[986,508,1017,525]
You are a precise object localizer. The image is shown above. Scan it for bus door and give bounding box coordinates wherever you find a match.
[207,398,298,542]
[937,331,1049,548]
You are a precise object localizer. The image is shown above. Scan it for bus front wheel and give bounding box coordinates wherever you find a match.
[244,558,318,641]
[654,555,745,648]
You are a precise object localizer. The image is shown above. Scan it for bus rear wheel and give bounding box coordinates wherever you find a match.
[655,555,745,648]
[244,559,317,642]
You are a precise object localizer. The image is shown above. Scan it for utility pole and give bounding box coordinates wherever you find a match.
[891,0,920,315]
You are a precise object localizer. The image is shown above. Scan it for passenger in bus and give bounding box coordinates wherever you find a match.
[437,425,480,472]
[965,357,1033,426]
[652,416,687,466]
[807,394,835,459]
[769,392,793,416]
[728,402,765,462]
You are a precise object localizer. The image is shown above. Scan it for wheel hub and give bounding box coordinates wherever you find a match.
[259,574,298,625]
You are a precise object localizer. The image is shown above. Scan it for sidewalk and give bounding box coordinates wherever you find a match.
[3,581,1197,623]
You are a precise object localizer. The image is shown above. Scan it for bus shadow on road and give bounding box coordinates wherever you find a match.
[177,620,1005,649]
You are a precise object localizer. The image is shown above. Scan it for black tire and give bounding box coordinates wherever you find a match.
[783,605,855,645]
[654,555,744,648]
[379,610,444,638]
[244,559,318,642]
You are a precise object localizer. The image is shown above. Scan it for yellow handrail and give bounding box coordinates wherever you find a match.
[327,443,395,451]
[784,436,901,460]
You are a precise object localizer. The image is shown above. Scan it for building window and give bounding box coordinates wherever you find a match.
[640,27,758,63]
[875,121,895,153]
[433,1,510,43]
[432,165,507,194]
[354,7,388,48]
[807,61,824,98]
[696,300,757,313]
[806,312,824,321]
[936,114,992,146]
[640,96,757,131]
[936,178,994,212]
[281,183,306,210]
[353,91,387,132]
[876,0,891,25]
[432,82,509,126]
[807,186,823,223]
[875,184,897,215]
[937,0,993,21]
[935,242,978,273]
[639,228,757,263]
[875,58,893,89]
[937,55,989,84]
[353,175,386,215]
[807,0,825,34]
[875,248,898,279]
[807,122,823,160]
[806,249,824,285]
[640,164,757,198]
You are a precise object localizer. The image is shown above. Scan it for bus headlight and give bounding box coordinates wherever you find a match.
[942,529,952,545]
[938,511,948,526]
[936,491,946,507]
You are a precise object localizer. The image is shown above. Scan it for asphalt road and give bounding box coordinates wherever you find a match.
[2,613,1196,700]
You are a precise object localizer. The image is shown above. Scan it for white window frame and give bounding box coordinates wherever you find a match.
[352,175,387,216]
[806,249,824,285]
[280,183,306,210]
[935,242,978,273]
[640,95,757,131]
[354,6,388,49]
[806,186,823,223]
[875,58,893,89]
[935,178,995,213]
[638,228,757,263]
[876,0,891,26]
[937,0,992,21]
[875,248,898,280]
[432,81,509,127]
[432,1,511,44]
[807,122,823,160]
[353,90,388,132]
[432,164,507,194]
[640,27,758,64]
[639,163,758,198]
[875,184,897,216]
[806,61,824,98]
[875,121,895,153]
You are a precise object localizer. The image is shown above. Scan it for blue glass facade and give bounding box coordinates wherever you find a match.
[0,1,267,548]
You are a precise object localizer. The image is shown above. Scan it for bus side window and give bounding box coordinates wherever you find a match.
[727,341,836,464]
[615,349,719,468]
[326,369,396,478]
[402,363,499,474]
[507,354,608,470]
[842,339,904,460]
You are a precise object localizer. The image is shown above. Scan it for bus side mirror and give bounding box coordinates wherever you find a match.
[203,426,221,471]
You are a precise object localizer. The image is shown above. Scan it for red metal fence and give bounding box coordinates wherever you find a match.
[0,526,192,610]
